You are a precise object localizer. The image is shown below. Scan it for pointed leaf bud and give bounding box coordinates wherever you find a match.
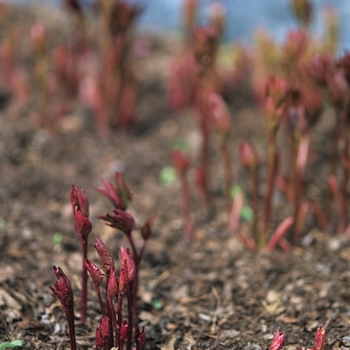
[95,172,132,211]
[96,316,110,350]
[107,267,118,299]
[49,266,74,315]
[94,238,115,272]
[99,209,136,236]
[70,185,90,218]
[239,141,261,173]
[141,215,156,241]
[74,209,92,241]
[135,325,146,350]
[84,259,103,287]
[120,246,135,281]
[313,327,326,350]
[119,267,127,294]
[265,76,289,108]
[120,320,129,341]
[207,93,231,138]
[269,330,285,350]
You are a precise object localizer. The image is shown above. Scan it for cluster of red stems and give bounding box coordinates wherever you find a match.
[269,327,326,350]
[0,0,141,134]
[50,172,155,350]
[169,0,350,251]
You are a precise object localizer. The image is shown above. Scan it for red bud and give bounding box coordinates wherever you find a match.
[94,238,115,272]
[107,267,118,299]
[84,259,103,287]
[269,330,285,350]
[141,215,156,241]
[74,209,92,241]
[120,320,129,341]
[239,141,261,173]
[120,247,135,281]
[99,209,136,236]
[49,266,74,315]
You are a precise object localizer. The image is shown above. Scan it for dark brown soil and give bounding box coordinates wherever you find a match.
[1,4,350,350]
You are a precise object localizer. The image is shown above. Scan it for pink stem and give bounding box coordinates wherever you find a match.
[266,216,295,252]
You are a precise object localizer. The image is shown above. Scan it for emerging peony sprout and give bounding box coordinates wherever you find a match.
[269,330,285,350]
[96,172,133,211]
[95,315,110,350]
[94,238,115,273]
[70,185,92,324]
[99,209,136,236]
[140,215,156,241]
[50,266,76,350]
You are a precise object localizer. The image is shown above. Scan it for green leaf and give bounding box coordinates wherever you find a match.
[0,340,23,349]
[52,232,63,246]
[159,166,177,185]
[152,299,164,310]
[240,205,253,222]
[230,184,242,198]
[172,138,188,152]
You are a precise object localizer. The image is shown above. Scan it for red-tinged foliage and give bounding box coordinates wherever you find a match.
[312,327,326,350]
[207,92,231,136]
[120,247,135,282]
[74,210,92,240]
[84,259,103,287]
[94,238,115,272]
[96,172,133,211]
[282,29,309,63]
[50,266,77,350]
[70,185,90,218]
[140,215,156,241]
[269,330,285,350]
[303,53,333,87]
[99,209,136,236]
[120,320,129,341]
[239,141,261,173]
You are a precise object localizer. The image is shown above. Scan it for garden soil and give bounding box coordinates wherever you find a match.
[1,4,350,350]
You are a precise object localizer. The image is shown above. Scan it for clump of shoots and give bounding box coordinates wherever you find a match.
[51,176,149,350]
[172,150,192,240]
[97,172,155,320]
